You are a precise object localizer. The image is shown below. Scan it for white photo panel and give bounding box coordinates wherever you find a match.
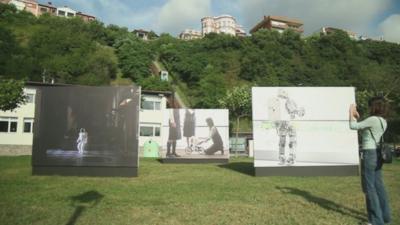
[252,87,359,167]
[161,109,229,159]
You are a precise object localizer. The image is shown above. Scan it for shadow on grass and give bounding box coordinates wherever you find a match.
[66,190,104,225]
[218,162,254,176]
[276,186,366,221]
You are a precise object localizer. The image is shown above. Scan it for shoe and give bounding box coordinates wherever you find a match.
[173,153,180,157]
[286,156,295,165]
[220,149,224,155]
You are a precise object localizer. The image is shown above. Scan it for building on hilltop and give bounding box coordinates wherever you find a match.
[179,29,202,40]
[201,15,246,37]
[76,11,96,22]
[56,6,75,18]
[2,0,95,21]
[250,15,303,34]
[132,29,151,41]
[319,27,358,40]
[37,2,56,16]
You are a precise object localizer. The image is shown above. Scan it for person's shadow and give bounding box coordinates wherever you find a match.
[276,186,366,221]
[66,190,104,225]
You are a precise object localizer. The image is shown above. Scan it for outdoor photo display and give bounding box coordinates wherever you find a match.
[32,86,140,171]
[252,87,359,170]
[161,109,229,159]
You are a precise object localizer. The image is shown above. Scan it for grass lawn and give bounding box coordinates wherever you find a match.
[0,156,399,225]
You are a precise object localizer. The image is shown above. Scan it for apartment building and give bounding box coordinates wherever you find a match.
[37,2,56,16]
[201,15,246,37]
[56,6,75,18]
[3,0,95,21]
[179,29,202,40]
[250,15,304,34]
[320,27,358,40]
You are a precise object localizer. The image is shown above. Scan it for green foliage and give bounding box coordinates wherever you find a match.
[0,79,26,111]
[114,36,154,81]
[138,76,171,91]
[219,85,251,118]
[193,65,226,108]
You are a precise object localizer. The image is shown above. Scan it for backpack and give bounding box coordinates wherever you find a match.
[368,117,393,165]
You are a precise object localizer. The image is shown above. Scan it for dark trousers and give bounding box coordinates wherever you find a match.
[360,150,391,225]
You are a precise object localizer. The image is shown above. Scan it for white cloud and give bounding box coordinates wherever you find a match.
[155,0,212,34]
[236,0,392,36]
[379,14,400,43]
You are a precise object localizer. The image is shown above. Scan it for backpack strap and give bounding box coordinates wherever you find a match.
[368,117,385,148]
[368,128,378,148]
[377,117,385,143]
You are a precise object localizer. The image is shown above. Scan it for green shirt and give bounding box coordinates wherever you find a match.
[349,116,387,150]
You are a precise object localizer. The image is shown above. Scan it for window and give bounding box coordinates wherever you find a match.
[0,120,8,132]
[0,117,18,133]
[67,12,74,17]
[141,100,161,110]
[140,126,153,136]
[40,7,47,12]
[139,123,161,137]
[23,118,34,133]
[58,10,65,16]
[26,94,35,103]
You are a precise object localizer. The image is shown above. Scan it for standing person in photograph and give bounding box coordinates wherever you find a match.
[203,118,224,155]
[349,97,391,225]
[76,128,88,154]
[183,109,196,149]
[167,108,181,157]
[272,89,305,165]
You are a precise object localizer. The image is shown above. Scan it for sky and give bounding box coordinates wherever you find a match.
[48,0,400,42]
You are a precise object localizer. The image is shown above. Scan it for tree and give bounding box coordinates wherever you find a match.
[219,85,251,155]
[0,79,26,111]
[193,65,226,108]
[114,36,154,81]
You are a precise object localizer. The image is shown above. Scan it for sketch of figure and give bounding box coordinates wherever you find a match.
[183,109,196,149]
[167,109,181,157]
[269,89,305,165]
[77,128,88,154]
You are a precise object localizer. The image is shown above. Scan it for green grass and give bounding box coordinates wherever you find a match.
[0,156,399,225]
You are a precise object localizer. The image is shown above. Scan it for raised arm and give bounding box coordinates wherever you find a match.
[349,104,375,130]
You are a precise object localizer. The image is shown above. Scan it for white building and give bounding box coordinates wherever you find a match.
[0,86,172,156]
[201,15,245,37]
[0,87,36,155]
[56,6,76,18]
[179,29,202,40]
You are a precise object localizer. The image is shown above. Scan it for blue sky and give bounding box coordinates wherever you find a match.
[47,0,400,42]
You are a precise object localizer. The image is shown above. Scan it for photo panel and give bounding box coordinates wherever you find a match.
[252,87,359,176]
[161,109,229,160]
[32,86,140,176]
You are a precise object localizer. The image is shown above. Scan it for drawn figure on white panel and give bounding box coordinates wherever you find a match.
[77,128,88,154]
[268,89,305,165]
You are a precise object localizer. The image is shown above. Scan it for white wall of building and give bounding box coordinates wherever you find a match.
[57,7,76,17]
[0,88,36,146]
[138,94,167,147]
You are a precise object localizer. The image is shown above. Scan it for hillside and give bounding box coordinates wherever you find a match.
[1,3,400,137]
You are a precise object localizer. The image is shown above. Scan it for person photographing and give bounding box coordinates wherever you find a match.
[349,97,391,225]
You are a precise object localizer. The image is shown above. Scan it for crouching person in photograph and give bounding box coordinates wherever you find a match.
[349,97,391,225]
[204,118,224,155]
